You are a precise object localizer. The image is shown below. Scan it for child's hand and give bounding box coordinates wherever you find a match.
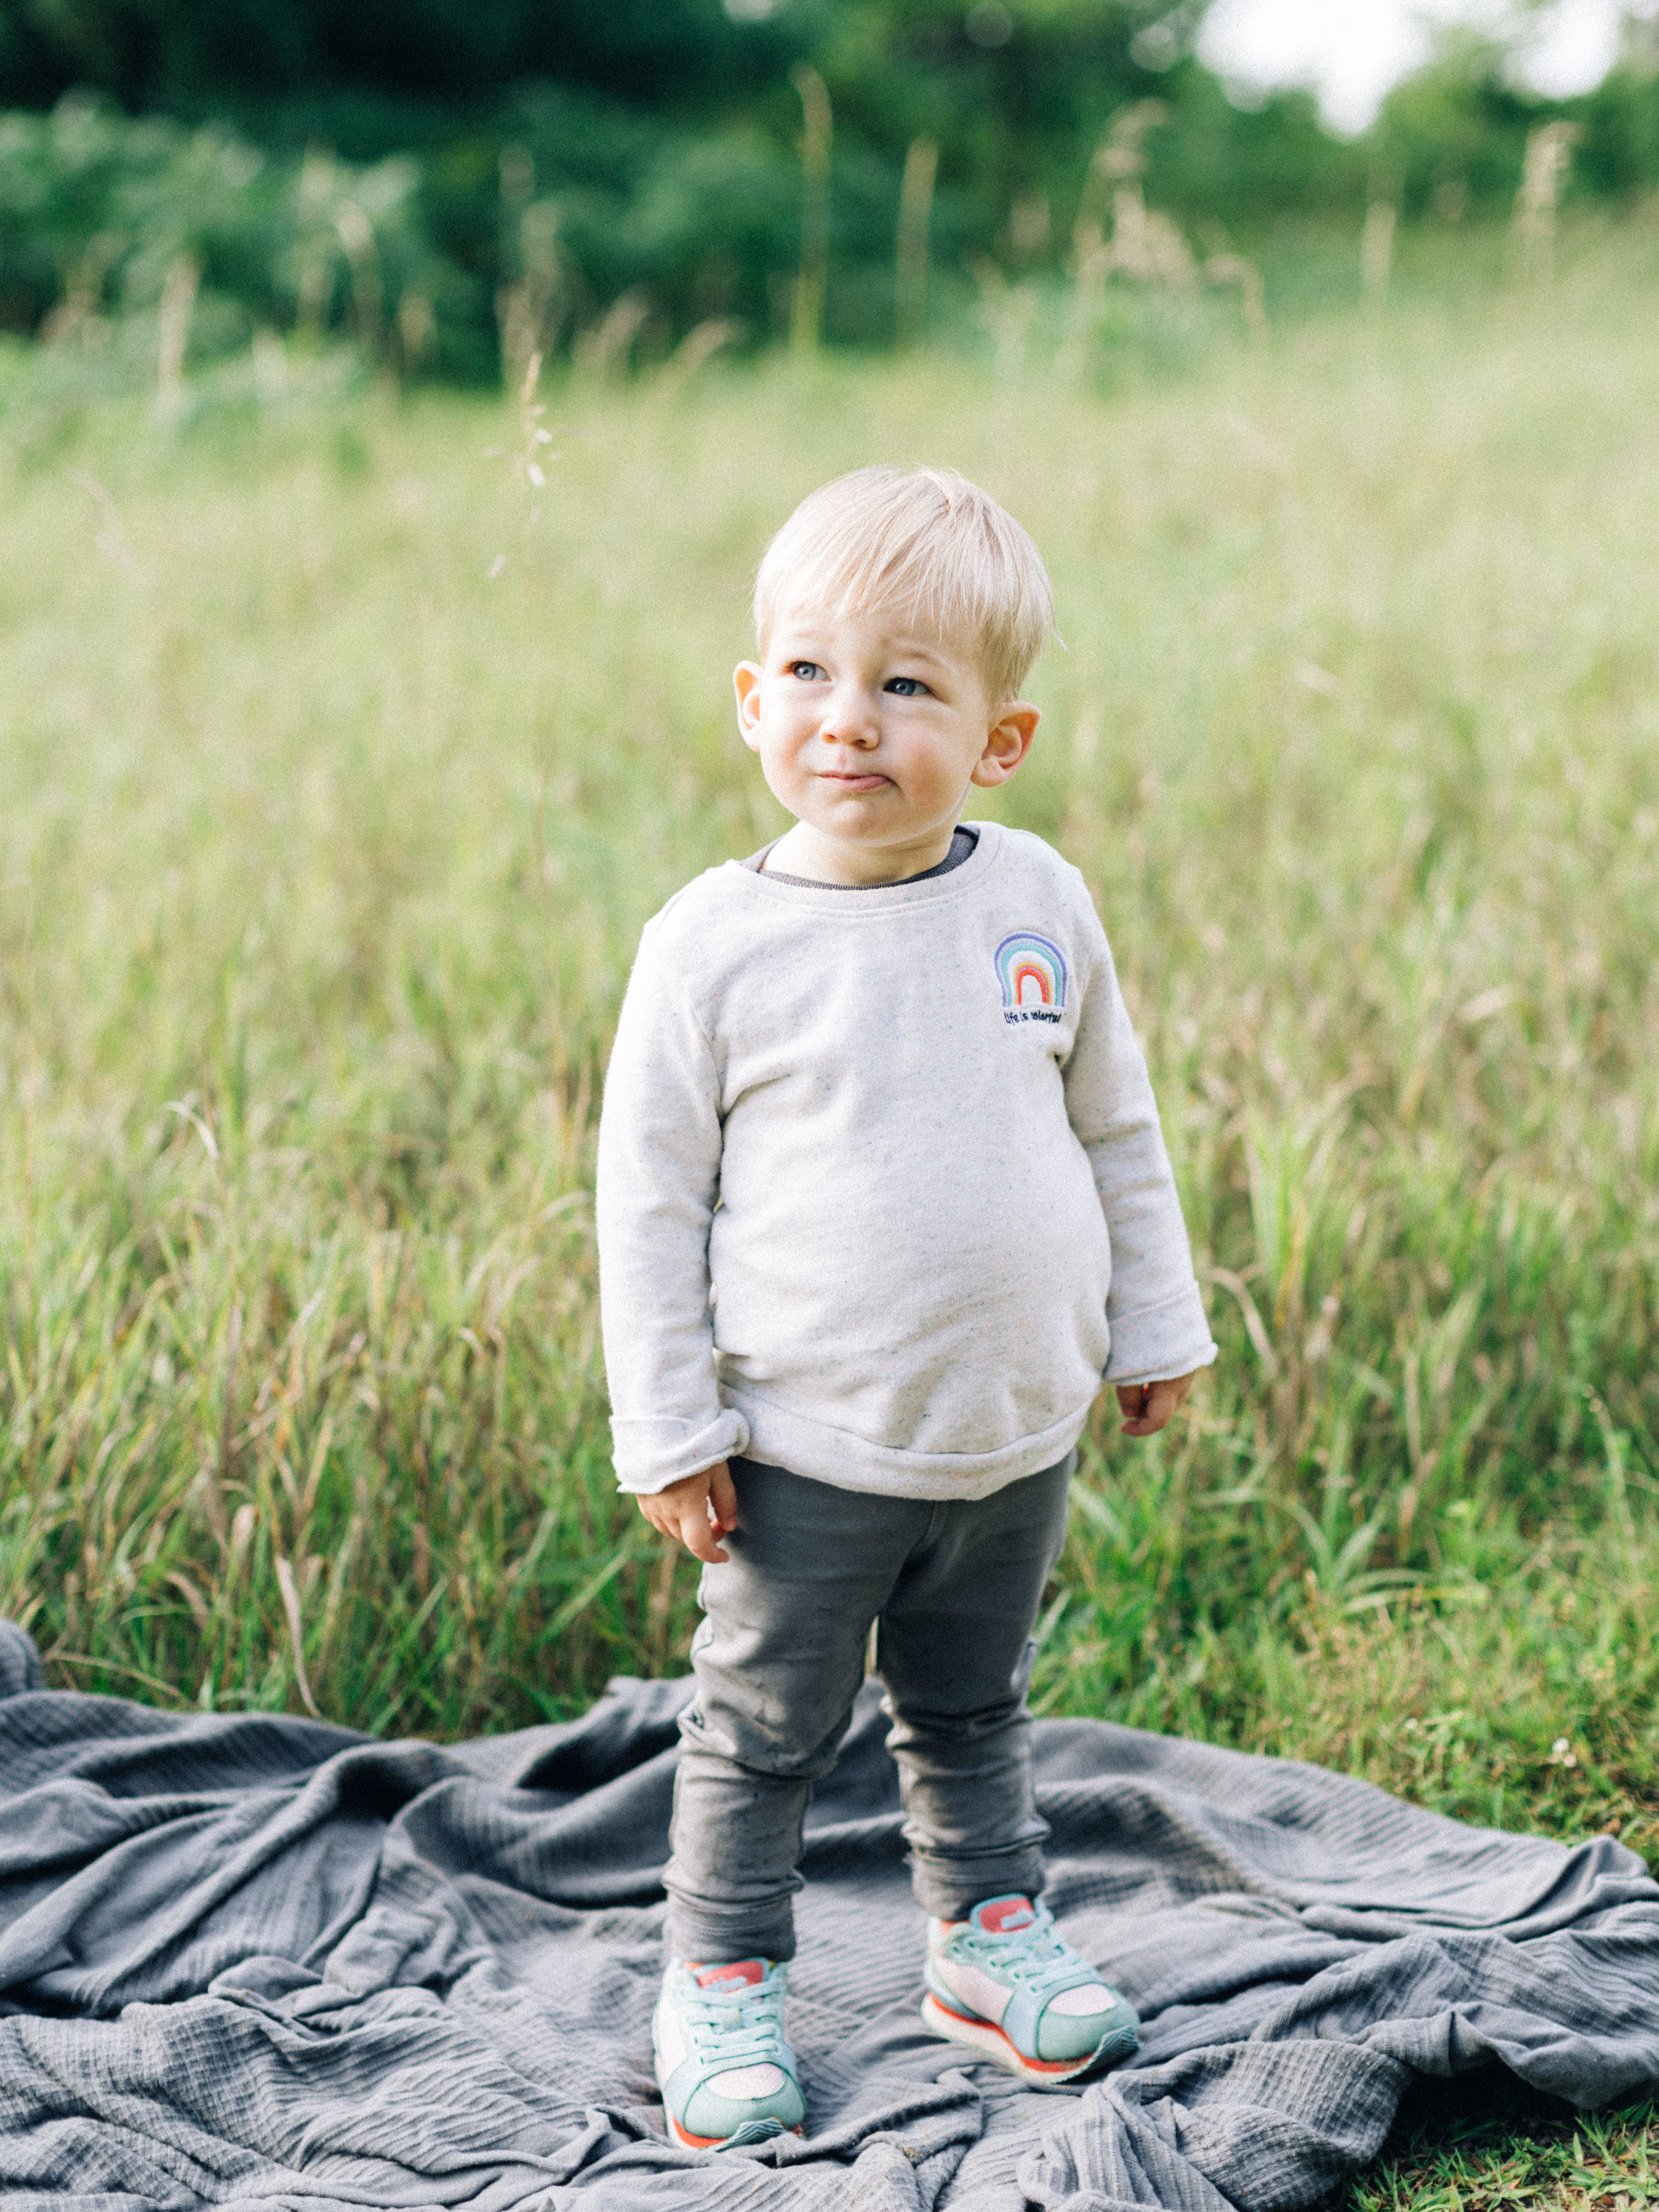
[636,1462,739,1564]
[1115,1372,1196,1438]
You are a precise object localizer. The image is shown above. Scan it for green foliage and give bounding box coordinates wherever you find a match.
[0,96,444,365]
[1344,2077,1659,2212]
[802,5,1356,226]
[0,0,795,112]
[5,1,1659,382]
[0,0,1659,389]
[1371,33,1659,216]
[1,215,1657,2195]
[1,0,1370,370]
[1,236,1656,1812]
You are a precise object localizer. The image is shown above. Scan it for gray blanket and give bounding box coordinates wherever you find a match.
[1,1616,1655,2211]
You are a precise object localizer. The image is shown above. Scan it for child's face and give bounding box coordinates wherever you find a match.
[733,601,1037,878]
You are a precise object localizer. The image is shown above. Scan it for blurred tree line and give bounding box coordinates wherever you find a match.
[1,0,1656,380]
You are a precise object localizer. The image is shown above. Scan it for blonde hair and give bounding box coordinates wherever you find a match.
[753,466,1056,703]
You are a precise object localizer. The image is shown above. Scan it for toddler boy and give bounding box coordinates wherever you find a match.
[596,467,1215,2148]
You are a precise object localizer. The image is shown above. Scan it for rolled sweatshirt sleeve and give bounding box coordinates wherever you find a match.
[595,919,751,1494]
[1062,911,1217,1387]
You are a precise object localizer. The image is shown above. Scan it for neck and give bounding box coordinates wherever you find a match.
[768,821,959,887]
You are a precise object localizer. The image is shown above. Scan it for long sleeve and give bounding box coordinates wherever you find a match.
[595,918,751,1493]
[1062,917,1217,1386]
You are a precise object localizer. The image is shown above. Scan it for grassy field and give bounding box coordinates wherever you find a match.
[2,227,1657,2197]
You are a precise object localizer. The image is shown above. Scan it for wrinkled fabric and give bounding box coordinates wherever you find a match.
[0,1615,1655,2211]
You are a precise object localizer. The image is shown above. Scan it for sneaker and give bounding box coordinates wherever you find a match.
[921,1894,1139,2085]
[653,1958,806,2149]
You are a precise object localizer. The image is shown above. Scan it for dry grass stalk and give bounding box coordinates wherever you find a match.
[572,291,653,384]
[333,202,382,356]
[790,62,833,356]
[1204,252,1267,344]
[895,136,938,350]
[294,145,338,344]
[1062,99,1260,378]
[275,1554,322,1718]
[396,291,437,373]
[658,317,747,398]
[1514,121,1581,285]
[40,232,119,352]
[251,328,288,406]
[497,196,568,398]
[968,255,1039,382]
[156,254,201,420]
[1361,200,1396,313]
[1071,102,1175,313]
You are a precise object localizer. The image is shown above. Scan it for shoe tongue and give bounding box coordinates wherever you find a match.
[972,1895,1037,1937]
[694,1959,765,1993]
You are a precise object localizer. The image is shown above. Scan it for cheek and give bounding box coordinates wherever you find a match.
[760,722,810,770]
[755,727,812,792]
[911,730,979,793]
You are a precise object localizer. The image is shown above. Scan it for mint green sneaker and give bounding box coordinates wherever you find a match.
[653,1958,806,2148]
[921,1894,1139,2085]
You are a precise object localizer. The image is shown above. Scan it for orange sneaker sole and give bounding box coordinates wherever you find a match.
[920,1992,1130,2085]
[666,2110,804,2150]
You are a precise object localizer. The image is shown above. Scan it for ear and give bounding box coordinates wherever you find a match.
[733,662,764,753]
[970,702,1039,789]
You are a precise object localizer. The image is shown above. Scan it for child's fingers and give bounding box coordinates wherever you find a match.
[636,1493,674,1536]
[707,1461,738,1534]
[1115,1382,1151,1432]
[1141,1382,1179,1434]
[634,1471,737,1562]
[1119,1374,1194,1436]
[677,1502,729,1566]
[1152,1373,1195,1424]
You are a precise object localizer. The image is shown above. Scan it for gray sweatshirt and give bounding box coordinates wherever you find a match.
[596,822,1216,1500]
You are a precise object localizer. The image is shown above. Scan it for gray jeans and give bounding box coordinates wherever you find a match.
[663,1452,1074,1963]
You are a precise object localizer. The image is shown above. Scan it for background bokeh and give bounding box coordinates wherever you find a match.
[2,0,1658,378]
[1,9,1657,2188]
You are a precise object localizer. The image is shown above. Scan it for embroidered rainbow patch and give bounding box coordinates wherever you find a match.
[995,931,1068,1021]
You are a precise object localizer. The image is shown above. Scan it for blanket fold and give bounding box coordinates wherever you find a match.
[1,1621,1654,2209]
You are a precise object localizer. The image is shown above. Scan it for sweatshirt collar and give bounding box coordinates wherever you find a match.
[724,821,1005,914]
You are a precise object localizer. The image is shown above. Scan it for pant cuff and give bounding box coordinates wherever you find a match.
[664,1899,798,1965]
[909,1848,1047,1923]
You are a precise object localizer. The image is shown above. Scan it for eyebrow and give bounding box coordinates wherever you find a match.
[776,634,956,669]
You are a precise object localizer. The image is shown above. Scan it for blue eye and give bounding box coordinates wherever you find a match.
[787,660,825,680]
[885,676,928,696]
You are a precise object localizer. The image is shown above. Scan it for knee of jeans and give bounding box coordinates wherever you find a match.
[884,1692,1028,1743]
[679,1704,848,1781]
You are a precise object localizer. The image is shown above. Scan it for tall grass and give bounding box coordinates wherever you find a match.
[0,244,1655,1887]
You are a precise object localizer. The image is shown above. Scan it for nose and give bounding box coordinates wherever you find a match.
[818,679,879,749]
